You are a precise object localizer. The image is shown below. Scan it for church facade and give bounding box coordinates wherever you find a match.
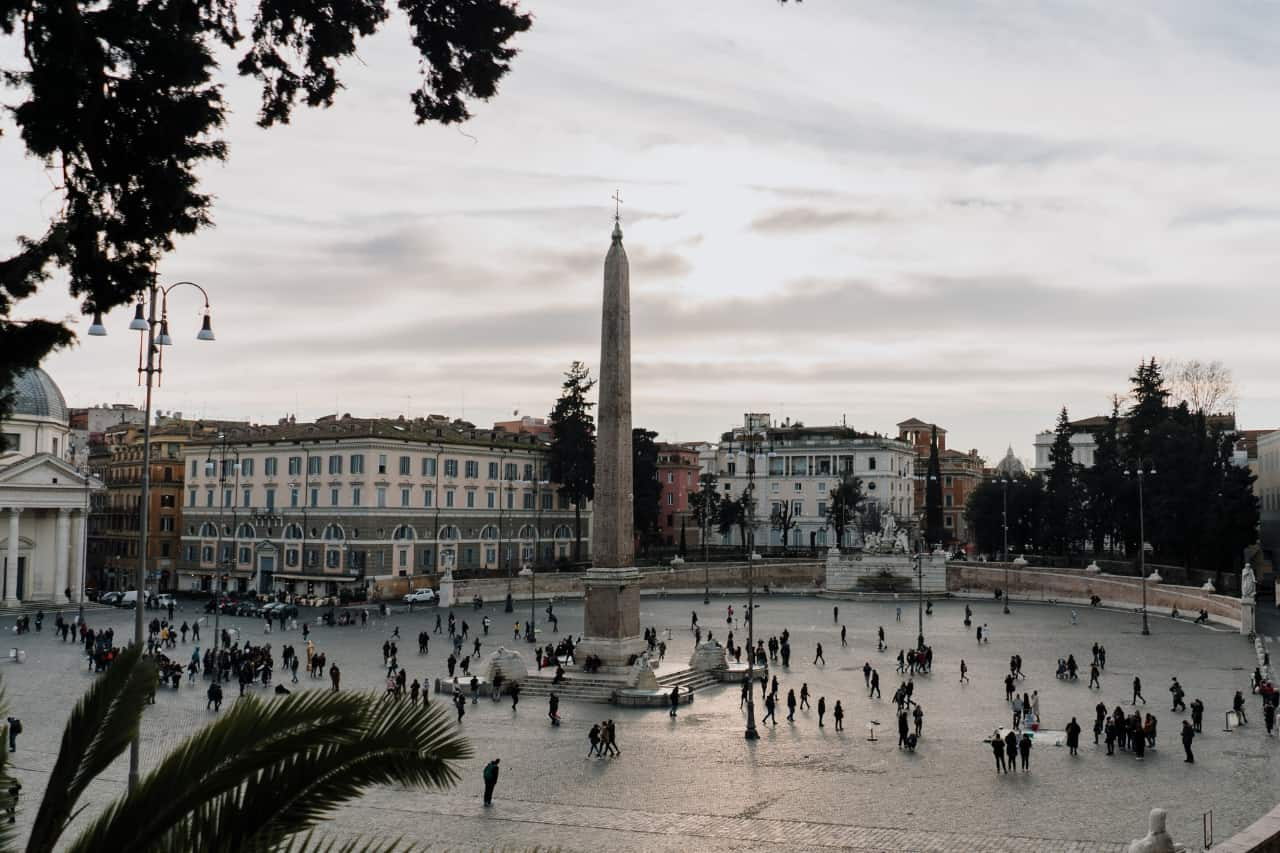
[0,368,99,605]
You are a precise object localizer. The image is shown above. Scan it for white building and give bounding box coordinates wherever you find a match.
[0,368,101,605]
[1256,430,1280,570]
[714,415,915,550]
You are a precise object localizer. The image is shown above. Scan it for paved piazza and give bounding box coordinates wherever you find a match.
[4,593,1277,851]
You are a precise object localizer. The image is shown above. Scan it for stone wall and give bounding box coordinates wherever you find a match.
[402,560,827,605]
[826,551,947,593]
[1210,802,1280,852]
[947,562,1242,627]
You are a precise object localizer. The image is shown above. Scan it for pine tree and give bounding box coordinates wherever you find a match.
[1044,407,1080,554]
[689,474,722,562]
[1082,397,1125,554]
[924,426,945,547]
[632,427,661,556]
[826,476,864,550]
[547,362,595,562]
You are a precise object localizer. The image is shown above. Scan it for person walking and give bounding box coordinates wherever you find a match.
[669,686,680,718]
[817,696,826,727]
[1018,732,1032,771]
[990,733,1007,773]
[813,643,825,665]
[800,683,811,710]
[510,681,521,711]
[1190,698,1204,733]
[1065,717,1082,756]
[878,626,885,651]
[1089,663,1101,689]
[786,689,797,722]
[897,709,910,749]
[1264,700,1276,737]
[482,758,500,806]
[833,700,844,731]
[841,625,847,648]
[960,659,969,684]
[549,692,561,726]
[1004,730,1017,770]
[833,605,839,623]
[1181,719,1195,762]
[1233,690,1248,724]
[206,681,223,711]
[1170,677,1186,712]
[763,692,777,725]
[863,661,872,688]
[329,663,341,692]
[869,669,881,699]
[1132,676,1145,705]
[912,704,924,739]
[604,719,620,756]
[587,723,602,757]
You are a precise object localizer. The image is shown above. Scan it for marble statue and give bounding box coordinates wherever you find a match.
[1242,565,1257,601]
[882,513,897,540]
[1126,808,1178,853]
[864,532,882,552]
[894,529,910,554]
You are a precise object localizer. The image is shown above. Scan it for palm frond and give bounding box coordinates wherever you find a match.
[25,644,155,853]
[63,691,469,853]
[273,831,410,853]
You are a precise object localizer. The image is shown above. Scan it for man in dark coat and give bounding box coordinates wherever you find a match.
[1181,720,1195,763]
[482,758,500,805]
[1065,717,1082,756]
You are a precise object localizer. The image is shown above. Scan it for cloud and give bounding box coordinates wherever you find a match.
[750,207,893,234]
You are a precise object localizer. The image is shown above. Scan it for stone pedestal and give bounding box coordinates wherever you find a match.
[482,647,529,683]
[1241,598,1256,636]
[689,640,728,672]
[575,567,646,666]
[437,570,455,608]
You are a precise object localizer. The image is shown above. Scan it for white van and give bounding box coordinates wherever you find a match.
[119,590,139,606]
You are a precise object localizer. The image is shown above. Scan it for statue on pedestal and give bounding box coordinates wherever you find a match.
[1126,807,1178,853]
[1241,565,1257,601]
[894,529,910,554]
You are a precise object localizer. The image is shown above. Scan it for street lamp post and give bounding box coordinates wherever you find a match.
[527,566,536,644]
[76,464,93,622]
[736,432,764,741]
[1000,477,1011,614]
[87,279,216,793]
[1126,464,1155,636]
[915,545,925,650]
[207,434,239,652]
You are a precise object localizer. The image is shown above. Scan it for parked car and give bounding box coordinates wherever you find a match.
[119,590,139,606]
[155,593,177,609]
[402,589,436,604]
[99,591,122,606]
[85,587,100,602]
[204,596,238,614]
[262,602,299,620]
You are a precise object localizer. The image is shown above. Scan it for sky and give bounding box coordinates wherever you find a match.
[4,1,1280,465]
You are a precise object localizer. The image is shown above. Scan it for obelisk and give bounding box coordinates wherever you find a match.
[575,199,646,667]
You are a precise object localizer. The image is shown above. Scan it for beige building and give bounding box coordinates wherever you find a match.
[178,414,589,597]
[0,368,101,605]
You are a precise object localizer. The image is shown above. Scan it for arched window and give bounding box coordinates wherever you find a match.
[283,523,303,540]
[479,525,499,540]
[553,524,572,539]
[322,523,345,541]
[517,524,536,540]
[199,522,217,538]
[236,523,256,539]
[392,525,416,541]
[438,525,461,540]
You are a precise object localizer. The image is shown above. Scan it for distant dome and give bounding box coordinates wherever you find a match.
[8,367,68,423]
[994,446,1026,477]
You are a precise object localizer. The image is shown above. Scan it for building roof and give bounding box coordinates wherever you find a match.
[8,367,68,422]
[896,417,945,433]
[187,414,549,451]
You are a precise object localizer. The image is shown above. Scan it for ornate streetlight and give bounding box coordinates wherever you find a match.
[1124,462,1156,636]
[88,279,216,792]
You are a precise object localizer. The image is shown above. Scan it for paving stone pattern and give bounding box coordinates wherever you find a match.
[2,595,1277,851]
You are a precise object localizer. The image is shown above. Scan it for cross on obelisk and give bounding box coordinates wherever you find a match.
[612,189,623,222]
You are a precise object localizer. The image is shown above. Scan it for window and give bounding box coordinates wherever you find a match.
[504,462,518,480]
[792,500,803,516]
[201,545,214,562]
[792,457,808,475]
[310,488,319,508]
[308,456,321,475]
[288,456,302,476]
[466,491,475,509]
[793,482,802,492]
[488,462,499,479]
[944,494,954,508]
[445,490,455,508]
[818,501,828,516]
[868,457,877,471]
[817,482,826,493]
[238,546,251,564]
[159,516,175,532]
[329,455,344,475]
[944,475,953,487]
[399,455,411,475]
[944,515,954,528]
[401,488,410,507]
[265,488,276,509]
[264,457,278,477]
[487,491,496,509]
[506,491,514,510]
[243,487,252,507]
[189,458,198,477]
[205,489,214,508]
[352,487,362,507]
[666,493,674,505]
[771,482,780,493]
[523,493,534,510]
[326,550,340,568]
[667,472,674,484]
[290,488,299,508]
[188,488,197,507]
[542,493,553,510]
[350,454,363,474]
[523,463,534,481]
[326,488,336,507]
[223,488,233,508]
[444,459,458,477]
[241,458,254,477]
[424,488,434,507]
[422,457,436,476]
[465,460,479,478]
[378,454,387,474]
[376,487,387,508]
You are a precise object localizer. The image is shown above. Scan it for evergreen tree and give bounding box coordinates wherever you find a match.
[924,426,945,546]
[632,427,661,556]
[678,518,688,557]
[1043,407,1081,554]
[1081,398,1125,554]
[688,474,722,562]
[717,496,742,548]
[547,362,595,562]
[965,474,1044,557]
[826,476,864,550]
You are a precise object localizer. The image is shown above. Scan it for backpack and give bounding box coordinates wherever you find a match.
[10,720,22,734]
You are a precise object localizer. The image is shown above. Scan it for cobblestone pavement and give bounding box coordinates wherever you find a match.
[2,593,1276,851]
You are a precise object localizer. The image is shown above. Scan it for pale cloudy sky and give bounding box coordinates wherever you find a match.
[5,1,1280,464]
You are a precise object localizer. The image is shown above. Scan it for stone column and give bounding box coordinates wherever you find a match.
[55,508,71,603]
[70,510,85,604]
[5,508,20,606]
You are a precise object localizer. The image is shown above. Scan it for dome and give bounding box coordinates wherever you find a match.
[994,446,1026,478]
[9,367,69,423]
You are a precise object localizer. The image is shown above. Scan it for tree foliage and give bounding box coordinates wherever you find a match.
[631,426,661,556]
[11,643,470,852]
[769,499,797,552]
[1043,406,1082,554]
[964,474,1043,558]
[0,0,532,427]
[826,475,863,550]
[1169,358,1236,415]
[688,473,721,561]
[547,361,594,562]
